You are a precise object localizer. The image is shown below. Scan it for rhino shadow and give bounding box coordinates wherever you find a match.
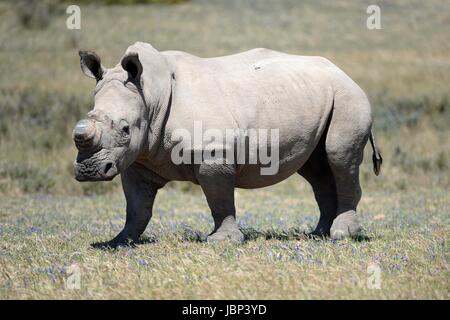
[169,226,372,243]
[90,227,371,250]
[90,235,158,250]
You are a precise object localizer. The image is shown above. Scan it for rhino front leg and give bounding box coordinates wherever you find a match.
[197,163,244,243]
[97,165,159,248]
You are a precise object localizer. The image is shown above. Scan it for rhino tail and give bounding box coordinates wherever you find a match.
[369,130,382,176]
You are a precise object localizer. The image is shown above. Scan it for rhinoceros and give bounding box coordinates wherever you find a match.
[73,42,382,247]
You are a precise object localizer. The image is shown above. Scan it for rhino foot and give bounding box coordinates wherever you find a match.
[207,228,244,243]
[308,225,330,238]
[91,232,137,250]
[330,211,361,240]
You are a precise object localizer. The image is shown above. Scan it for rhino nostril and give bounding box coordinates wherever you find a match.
[103,162,113,175]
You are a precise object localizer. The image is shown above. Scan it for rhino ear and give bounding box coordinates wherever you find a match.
[79,51,105,81]
[121,52,143,83]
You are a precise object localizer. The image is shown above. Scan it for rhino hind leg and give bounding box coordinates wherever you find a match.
[197,163,244,243]
[298,135,337,237]
[325,97,371,240]
[327,164,363,240]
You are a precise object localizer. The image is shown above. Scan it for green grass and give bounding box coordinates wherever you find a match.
[0,0,449,299]
[0,183,448,299]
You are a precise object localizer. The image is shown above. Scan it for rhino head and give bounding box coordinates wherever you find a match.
[73,43,171,181]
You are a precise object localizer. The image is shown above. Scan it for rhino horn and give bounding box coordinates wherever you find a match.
[73,119,101,151]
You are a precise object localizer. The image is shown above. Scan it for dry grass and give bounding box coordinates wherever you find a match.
[0,185,448,299]
[1,0,449,194]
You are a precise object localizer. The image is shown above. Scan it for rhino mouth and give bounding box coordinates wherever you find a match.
[74,150,119,182]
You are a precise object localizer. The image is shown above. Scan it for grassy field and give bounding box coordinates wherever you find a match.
[0,185,448,299]
[0,0,449,299]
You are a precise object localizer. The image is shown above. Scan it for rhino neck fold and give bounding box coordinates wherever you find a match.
[144,74,173,161]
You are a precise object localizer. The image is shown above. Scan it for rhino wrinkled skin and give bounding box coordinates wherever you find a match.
[73,42,382,247]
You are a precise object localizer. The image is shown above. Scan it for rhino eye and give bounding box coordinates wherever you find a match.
[118,119,130,136]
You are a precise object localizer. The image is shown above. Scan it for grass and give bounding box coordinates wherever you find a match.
[0,0,449,299]
[0,183,448,299]
[0,0,449,194]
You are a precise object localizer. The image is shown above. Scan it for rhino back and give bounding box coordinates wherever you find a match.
[161,50,334,184]
[165,49,336,132]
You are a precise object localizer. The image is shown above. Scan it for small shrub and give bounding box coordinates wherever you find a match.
[435,152,449,171]
[0,161,54,193]
[0,89,91,150]
[81,180,120,196]
[165,181,201,193]
[394,178,407,191]
[14,0,62,29]
[372,95,449,132]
